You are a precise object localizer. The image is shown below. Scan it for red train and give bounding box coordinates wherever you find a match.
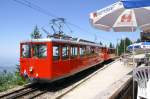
[20,38,115,82]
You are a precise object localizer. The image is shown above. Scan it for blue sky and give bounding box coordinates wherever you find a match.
[0,0,140,66]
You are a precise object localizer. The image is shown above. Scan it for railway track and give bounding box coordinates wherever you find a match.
[0,83,38,99]
[0,82,53,99]
[0,59,116,99]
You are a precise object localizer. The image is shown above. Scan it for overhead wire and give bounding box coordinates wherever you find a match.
[13,0,106,42]
[67,22,93,35]
[13,0,57,18]
[64,22,73,34]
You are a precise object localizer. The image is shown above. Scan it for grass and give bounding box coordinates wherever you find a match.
[0,66,29,92]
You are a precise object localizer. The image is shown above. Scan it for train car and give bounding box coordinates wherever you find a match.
[127,42,150,53]
[20,38,115,82]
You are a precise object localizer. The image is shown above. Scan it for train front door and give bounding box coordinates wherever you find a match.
[30,43,50,79]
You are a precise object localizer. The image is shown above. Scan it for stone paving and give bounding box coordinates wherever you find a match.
[61,60,134,99]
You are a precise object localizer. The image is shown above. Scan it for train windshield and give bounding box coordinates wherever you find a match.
[32,44,47,58]
[21,44,47,58]
[22,44,31,58]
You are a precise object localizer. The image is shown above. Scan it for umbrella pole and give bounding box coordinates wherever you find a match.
[132,43,135,99]
[117,39,119,56]
[124,38,126,56]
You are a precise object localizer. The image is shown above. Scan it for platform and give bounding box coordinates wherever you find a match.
[61,59,134,99]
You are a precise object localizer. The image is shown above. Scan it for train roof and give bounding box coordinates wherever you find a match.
[21,38,105,47]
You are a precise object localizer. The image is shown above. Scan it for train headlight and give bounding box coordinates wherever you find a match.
[29,67,33,72]
[36,73,39,77]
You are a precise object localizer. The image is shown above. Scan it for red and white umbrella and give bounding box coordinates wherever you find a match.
[90,2,150,32]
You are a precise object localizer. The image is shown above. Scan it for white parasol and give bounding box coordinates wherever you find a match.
[90,2,150,32]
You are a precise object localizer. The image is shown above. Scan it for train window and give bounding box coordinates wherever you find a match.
[80,47,86,56]
[33,44,47,58]
[71,46,78,58]
[53,46,60,60]
[86,46,90,55]
[84,46,95,56]
[98,47,102,53]
[62,46,69,60]
[90,47,95,54]
[22,44,31,58]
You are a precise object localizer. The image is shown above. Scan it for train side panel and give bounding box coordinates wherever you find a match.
[50,42,104,80]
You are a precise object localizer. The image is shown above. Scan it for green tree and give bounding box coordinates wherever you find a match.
[31,25,42,39]
[99,41,103,45]
[109,42,114,48]
[117,37,132,55]
[136,38,141,43]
